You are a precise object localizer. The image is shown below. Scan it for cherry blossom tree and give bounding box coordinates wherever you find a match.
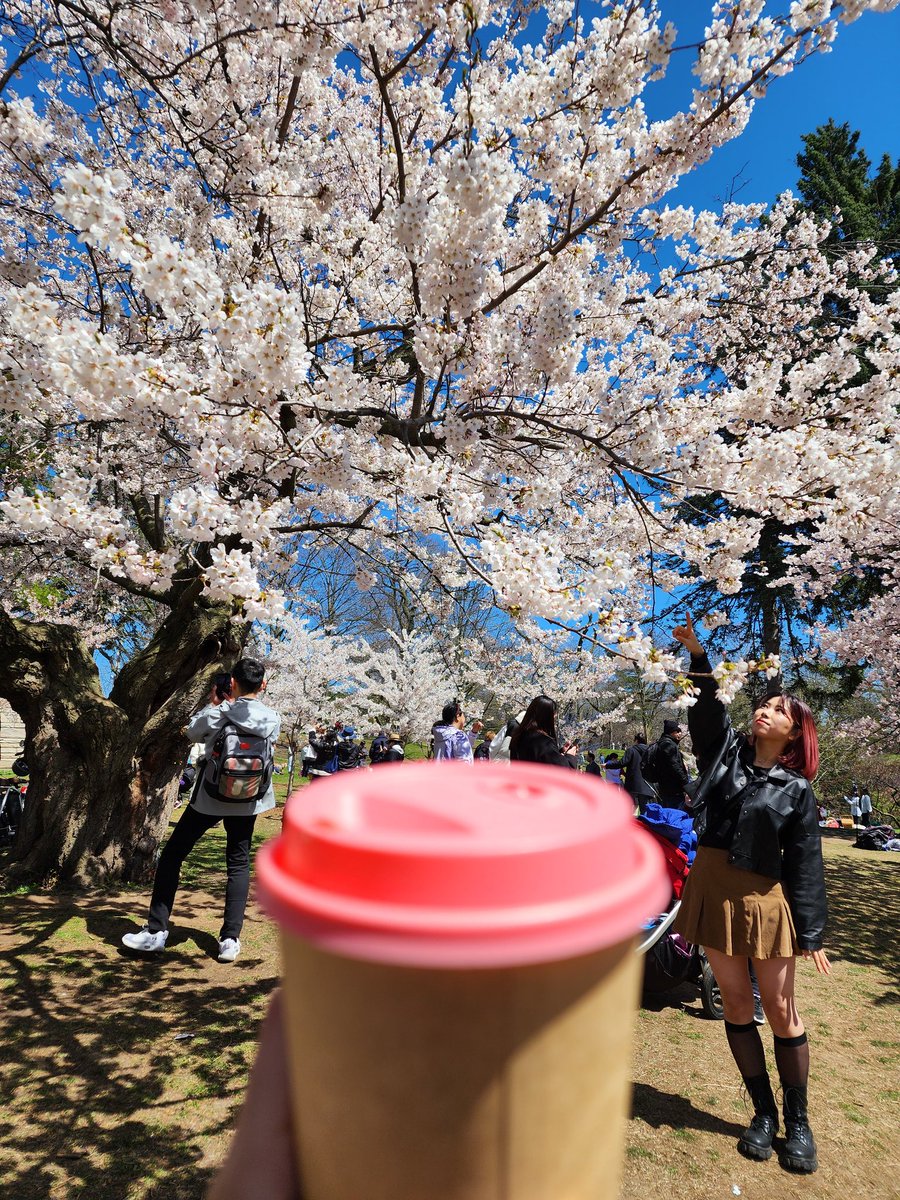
[259,613,357,756]
[1,0,899,883]
[341,629,458,743]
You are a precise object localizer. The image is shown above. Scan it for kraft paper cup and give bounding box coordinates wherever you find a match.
[257,762,668,1200]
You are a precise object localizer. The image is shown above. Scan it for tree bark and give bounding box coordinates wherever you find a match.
[0,591,244,886]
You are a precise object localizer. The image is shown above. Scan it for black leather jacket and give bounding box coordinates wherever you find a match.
[688,652,827,951]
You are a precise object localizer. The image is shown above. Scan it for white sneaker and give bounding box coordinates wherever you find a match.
[122,926,168,952]
[218,937,241,963]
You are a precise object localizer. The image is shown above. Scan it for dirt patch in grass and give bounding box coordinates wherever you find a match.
[1,819,897,1199]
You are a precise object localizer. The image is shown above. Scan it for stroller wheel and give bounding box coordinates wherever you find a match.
[700,957,725,1020]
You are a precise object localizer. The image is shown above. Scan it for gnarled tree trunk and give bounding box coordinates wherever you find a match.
[0,589,244,886]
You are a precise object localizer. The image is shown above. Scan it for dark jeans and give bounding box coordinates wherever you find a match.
[658,793,687,812]
[628,791,655,815]
[148,804,257,940]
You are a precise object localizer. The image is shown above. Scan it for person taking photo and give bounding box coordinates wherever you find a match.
[121,657,280,964]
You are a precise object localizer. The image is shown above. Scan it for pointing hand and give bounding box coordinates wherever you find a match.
[672,611,703,657]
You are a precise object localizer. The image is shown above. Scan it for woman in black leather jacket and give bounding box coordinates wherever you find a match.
[672,614,830,1176]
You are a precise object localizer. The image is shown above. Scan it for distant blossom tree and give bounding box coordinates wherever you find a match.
[260,614,357,756]
[1,0,899,882]
[342,629,458,743]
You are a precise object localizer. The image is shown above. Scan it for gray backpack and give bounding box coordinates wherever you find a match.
[203,722,273,803]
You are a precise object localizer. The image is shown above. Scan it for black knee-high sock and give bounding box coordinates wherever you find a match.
[724,1019,767,1080]
[773,1031,809,1089]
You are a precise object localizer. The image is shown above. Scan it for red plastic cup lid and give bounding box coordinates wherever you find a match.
[256,762,668,968]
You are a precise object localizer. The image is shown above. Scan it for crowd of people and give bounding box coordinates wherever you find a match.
[122,615,833,1181]
[294,697,698,814]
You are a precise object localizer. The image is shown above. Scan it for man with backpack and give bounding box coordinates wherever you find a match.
[121,657,281,963]
[622,732,655,814]
[643,718,693,810]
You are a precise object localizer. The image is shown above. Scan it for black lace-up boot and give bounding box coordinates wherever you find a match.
[779,1085,818,1173]
[737,1073,779,1161]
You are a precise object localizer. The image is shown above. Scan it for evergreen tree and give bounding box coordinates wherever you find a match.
[795,119,900,271]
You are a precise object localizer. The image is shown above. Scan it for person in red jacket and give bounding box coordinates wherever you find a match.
[672,614,830,1175]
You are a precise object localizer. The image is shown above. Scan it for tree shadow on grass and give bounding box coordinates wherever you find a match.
[630,1082,745,1139]
[0,819,280,1200]
[640,980,706,1016]
[822,852,900,1003]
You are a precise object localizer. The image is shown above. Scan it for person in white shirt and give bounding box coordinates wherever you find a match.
[859,790,873,828]
[300,731,318,777]
[847,792,861,827]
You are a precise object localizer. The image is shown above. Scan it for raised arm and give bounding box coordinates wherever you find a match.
[185,700,229,744]
[672,612,731,769]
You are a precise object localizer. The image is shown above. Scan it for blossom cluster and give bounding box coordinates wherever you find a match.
[1,0,898,702]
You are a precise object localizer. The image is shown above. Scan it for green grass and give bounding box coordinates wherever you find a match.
[2,800,898,1200]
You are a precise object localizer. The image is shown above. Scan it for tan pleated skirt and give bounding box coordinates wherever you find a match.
[673,846,798,958]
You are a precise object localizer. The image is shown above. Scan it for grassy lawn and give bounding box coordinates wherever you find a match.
[1,818,897,1199]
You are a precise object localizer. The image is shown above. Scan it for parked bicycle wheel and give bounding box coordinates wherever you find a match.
[700,953,725,1020]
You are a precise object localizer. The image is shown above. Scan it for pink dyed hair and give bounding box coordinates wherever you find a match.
[776,694,819,780]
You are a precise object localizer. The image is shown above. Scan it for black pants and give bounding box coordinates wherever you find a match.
[629,791,654,815]
[658,793,687,812]
[148,804,257,940]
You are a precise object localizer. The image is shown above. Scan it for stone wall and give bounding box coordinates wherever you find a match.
[0,699,26,771]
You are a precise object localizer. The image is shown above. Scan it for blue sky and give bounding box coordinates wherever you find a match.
[650,3,900,210]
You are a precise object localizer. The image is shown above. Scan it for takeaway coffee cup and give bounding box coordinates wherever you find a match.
[256,762,668,1200]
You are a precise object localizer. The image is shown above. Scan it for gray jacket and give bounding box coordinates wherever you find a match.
[186,697,281,817]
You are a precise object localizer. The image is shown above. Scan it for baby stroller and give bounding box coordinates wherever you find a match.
[637,806,723,1020]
